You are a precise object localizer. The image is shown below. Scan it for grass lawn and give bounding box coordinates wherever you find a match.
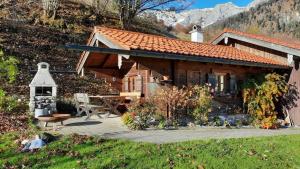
[1,133,300,169]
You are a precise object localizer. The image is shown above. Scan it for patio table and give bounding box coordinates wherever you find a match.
[89,95,126,116]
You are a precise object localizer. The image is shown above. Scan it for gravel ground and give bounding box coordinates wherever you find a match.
[51,116,300,144]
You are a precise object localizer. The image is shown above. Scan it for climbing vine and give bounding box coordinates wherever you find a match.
[243,73,288,129]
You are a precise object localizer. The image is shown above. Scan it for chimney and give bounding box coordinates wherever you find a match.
[189,25,204,43]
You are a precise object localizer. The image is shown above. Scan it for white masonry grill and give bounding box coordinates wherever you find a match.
[29,62,57,113]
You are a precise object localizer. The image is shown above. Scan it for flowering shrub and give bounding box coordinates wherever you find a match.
[243,73,288,129]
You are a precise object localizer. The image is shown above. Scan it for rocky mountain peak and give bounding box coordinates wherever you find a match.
[148,0,270,29]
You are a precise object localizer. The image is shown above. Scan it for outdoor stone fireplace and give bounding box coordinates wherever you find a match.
[29,62,57,114]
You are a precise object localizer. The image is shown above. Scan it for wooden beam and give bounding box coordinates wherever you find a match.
[64,44,291,70]
[171,60,175,85]
[89,68,121,76]
[100,54,110,68]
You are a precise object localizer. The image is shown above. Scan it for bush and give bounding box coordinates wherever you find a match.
[121,112,134,126]
[190,85,212,125]
[157,119,166,129]
[153,86,191,120]
[123,99,157,130]
[211,116,223,126]
[0,50,21,114]
[0,89,17,113]
[121,112,146,130]
[56,99,77,116]
[243,73,288,129]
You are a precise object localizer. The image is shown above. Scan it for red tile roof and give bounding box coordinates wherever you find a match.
[214,28,300,51]
[78,27,288,69]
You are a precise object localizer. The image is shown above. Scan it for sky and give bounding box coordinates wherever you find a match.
[189,0,253,9]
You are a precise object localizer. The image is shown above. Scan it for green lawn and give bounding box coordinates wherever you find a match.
[1,133,300,169]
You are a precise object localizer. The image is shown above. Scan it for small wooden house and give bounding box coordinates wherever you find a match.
[74,26,300,124]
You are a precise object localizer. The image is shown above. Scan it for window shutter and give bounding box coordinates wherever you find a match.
[230,75,237,92]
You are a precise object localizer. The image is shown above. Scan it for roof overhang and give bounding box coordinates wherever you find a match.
[212,32,300,57]
[76,31,129,74]
[67,44,290,70]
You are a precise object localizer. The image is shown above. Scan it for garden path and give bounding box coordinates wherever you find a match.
[51,116,300,144]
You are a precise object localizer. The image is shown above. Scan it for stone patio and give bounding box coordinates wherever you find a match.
[45,115,300,144]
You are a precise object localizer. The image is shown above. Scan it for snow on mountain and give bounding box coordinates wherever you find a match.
[146,1,269,28]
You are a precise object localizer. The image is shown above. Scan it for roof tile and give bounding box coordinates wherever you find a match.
[217,28,300,51]
[91,27,287,67]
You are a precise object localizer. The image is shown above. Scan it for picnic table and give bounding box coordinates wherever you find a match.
[89,95,126,116]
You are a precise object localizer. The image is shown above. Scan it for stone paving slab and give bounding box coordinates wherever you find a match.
[53,116,300,144]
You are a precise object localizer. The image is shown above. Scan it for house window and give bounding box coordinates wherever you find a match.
[135,75,143,92]
[207,73,236,95]
[216,74,225,93]
[124,77,129,92]
[124,76,143,92]
[187,71,201,86]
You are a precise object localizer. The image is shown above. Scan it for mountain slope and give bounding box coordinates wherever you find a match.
[205,0,300,42]
[0,0,170,97]
[247,0,270,9]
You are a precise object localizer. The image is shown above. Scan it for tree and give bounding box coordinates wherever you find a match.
[115,0,193,29]
[41,0,59,19]
[92,0,115,22]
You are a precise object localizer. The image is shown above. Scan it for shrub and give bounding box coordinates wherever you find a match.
[0,50,21,114]
[0,89,18,113]
[212,116,223,126]
[0,50,19,83]
[153,114,165,121]
[121,112,134,126]
[56,99,77,116]
[190,85,212,125]
[261,116,278,129]
[121,112,146,130]
[125,99,157,129]
[157,120,166,129]
[235,119,242,128]
[243,73,288,129]
[153,86,190,120]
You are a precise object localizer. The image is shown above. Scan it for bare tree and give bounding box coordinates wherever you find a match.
[115,0,193,29]
[92,0,112,22]
[42,0,59,19]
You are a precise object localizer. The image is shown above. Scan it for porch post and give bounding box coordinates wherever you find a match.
[81,68,85,77]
